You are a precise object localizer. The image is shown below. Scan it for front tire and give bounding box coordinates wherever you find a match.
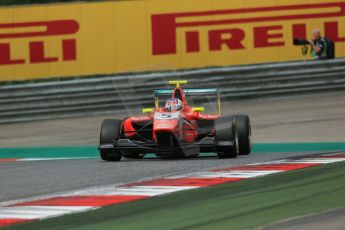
[99,119,123,161]
[214,116,238,158]
[233,115,251,155]
[123,153,145,159]
[100,149,122,161]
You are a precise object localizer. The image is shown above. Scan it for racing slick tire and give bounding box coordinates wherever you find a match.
[233,115,252,155]
[123,153,145,159]
[214,116,239,158]
[99,119,123,161]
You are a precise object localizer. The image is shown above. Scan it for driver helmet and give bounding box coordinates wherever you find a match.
[165,98,183,112]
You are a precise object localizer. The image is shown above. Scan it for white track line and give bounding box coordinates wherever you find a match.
[72,186,198,196]
[278,158,345,164]
[169,170,281,179]
[0,206,93,219]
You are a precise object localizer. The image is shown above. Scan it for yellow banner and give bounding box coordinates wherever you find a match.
[0,0,344,81]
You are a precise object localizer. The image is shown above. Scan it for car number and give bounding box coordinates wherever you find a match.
[155,112,180,120]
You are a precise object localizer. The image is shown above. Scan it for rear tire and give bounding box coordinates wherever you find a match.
[233,115,251,155]
[214,116,238,158]
[99,119,123,161]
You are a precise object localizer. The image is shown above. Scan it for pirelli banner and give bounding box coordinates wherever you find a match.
[0,0,345,81]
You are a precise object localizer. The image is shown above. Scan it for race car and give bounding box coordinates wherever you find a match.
[99,80,251,161]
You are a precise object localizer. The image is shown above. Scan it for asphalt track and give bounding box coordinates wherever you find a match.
[1,92,345,204]
[0,151,325,202]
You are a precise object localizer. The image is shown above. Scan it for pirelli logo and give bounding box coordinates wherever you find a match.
[0,20,79,65]
[151,2,345,55]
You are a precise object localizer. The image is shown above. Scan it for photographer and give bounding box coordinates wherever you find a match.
[308,29,327,60]
[294,29,335,60]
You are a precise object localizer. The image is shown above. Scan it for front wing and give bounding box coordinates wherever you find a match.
[99,136,235,154]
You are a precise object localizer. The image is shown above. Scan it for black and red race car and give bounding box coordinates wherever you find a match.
[99,80,251,161]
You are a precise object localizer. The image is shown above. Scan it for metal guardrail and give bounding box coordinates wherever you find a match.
[1,59,345,123]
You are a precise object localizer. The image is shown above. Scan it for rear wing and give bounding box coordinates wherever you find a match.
[154,88,218,96]
[154,88,221,115]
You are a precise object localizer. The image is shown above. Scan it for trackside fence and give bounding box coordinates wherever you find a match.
[1,59,345,123]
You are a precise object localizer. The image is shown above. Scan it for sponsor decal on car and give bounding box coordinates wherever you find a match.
[154,112,180,120]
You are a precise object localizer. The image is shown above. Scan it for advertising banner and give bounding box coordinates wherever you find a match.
[0,0,344,81]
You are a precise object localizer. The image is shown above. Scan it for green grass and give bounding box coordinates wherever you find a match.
[1,142,345,159]
[7,161,345,230]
